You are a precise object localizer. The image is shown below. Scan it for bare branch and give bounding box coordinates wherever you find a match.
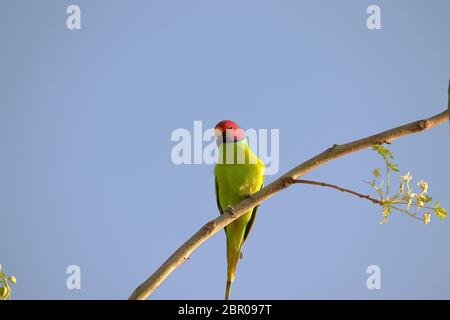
[292,179,382,205]
[129,109,448,300]
[448,79,450,122]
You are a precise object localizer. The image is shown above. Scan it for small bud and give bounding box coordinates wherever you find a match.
[417,180,428,194]
[434,202,448,220]
[402,191,417,210]
[401,172,412,183]
[423,212,431,225]
[372,168,382,177]
[8,276,16,284]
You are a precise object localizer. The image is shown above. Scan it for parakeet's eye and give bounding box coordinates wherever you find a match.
[227,126,233,129]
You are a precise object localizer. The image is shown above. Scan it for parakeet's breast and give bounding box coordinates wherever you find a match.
[214,141,265,208]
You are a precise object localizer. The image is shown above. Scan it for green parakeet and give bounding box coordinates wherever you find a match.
[214,120,265,300]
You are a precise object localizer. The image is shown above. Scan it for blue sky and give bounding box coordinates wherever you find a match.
[0,0,449,299]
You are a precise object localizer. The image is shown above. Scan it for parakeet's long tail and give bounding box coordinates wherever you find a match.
[225,248,240,300]
[225,280,232,300]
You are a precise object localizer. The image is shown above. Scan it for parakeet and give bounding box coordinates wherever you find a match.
[214,120,265,300]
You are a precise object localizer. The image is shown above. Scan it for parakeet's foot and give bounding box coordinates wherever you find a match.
[225,206,237,218]
[239,251,244,260]
[245,194,257,203]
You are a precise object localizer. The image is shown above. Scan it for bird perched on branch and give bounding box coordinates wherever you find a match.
[214,120,265,300]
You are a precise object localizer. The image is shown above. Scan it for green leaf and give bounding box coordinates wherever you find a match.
[372,145,394,160]
[436,207,447,220]
[434,202,448,220]
[423,195,433,204]
[373,145,399,172]
[8,276,16,284]
[387,162,399,172]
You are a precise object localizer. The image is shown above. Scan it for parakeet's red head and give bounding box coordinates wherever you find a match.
[215,120,246,145]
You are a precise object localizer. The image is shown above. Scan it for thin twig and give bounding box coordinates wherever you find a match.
[291,180,426,222]
[292,179,383,205]
[447,79,450,124]
[129,109,448,300]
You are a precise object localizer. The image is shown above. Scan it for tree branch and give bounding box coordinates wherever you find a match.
[448,79,450,120]
[292,179,382,205]
[129,109,448,300]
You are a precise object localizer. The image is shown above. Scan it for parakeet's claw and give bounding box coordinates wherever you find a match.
[239,251,244,260]
[225,206,237,218]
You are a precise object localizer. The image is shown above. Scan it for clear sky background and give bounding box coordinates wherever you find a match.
[1,0,449,299]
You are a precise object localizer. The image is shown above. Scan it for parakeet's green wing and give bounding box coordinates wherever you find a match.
[242,182,263,244]
[215,177,227,233]
[215,177,223,215]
